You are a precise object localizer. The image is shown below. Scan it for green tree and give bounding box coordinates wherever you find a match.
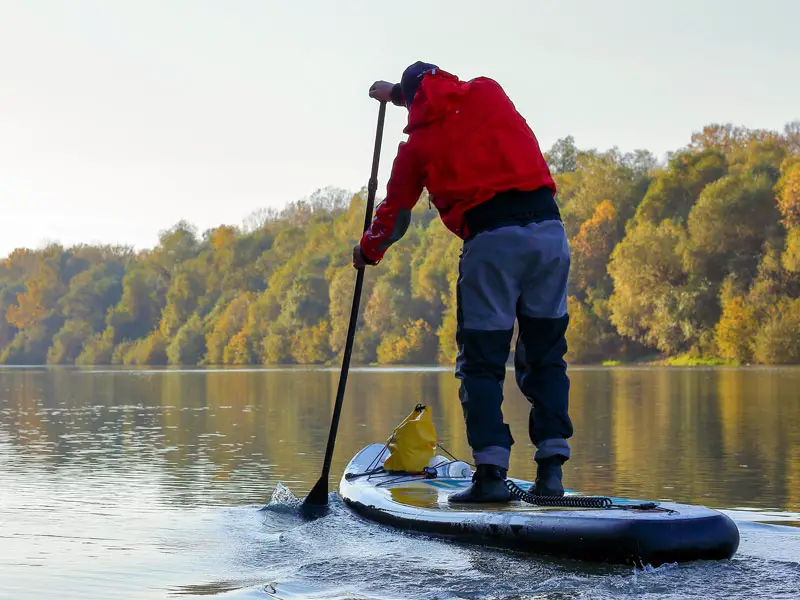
[123,331,168,365]
[150,221,200,276]
[0,286,23,353]
[59,262,124,331]
[545,135,579,173]
[263,325,293,365]
[560,149,649,236]
[689,123,774,157]
[280,274,329,329]
[75,329,116,365]
[608,220,706,354]
[752,299,800,365]
[685,171,782,284]
[0,324,50,365]
[107,266,165,343]
[632,149,727,226]
[565,296,622,363]
[47,320,94,364]
[166,314,206,365]
[160,270,205,337]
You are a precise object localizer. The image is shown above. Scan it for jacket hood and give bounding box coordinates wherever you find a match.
[404,69,470,133]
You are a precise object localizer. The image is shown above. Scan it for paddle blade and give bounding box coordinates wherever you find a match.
[299,477,330,519]
[303,477,329,507]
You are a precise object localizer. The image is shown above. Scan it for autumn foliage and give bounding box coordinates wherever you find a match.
[1,123,799,366]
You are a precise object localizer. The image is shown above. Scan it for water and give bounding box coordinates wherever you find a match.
[1,366,798,599]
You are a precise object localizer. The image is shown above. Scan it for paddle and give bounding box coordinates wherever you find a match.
[301,101,387,513]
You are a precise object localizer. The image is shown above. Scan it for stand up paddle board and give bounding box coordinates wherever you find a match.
[339,443,740,566]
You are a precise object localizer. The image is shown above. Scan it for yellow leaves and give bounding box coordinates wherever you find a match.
[290,320,332,364]
[205,292,255,364]
[262,329,292,365]
[46,320,93,365]
[224,329,254,365]
[776,160,800,228]
[5,291,46,330]
[565,297,597,363]
[689,123,773,157]
[783,228,800,273]
[412,223,450,308]
[6,121,800,367]
[75,329,115,365]
[436,309,457,364]
[123,331,168,365]
[715,296,756,362]
[5,259,65,331]
[590,198,617,224]
[376,319,436,364]
[363,280,400,334]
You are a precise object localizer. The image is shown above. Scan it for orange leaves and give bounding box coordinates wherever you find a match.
[570,200,617,294]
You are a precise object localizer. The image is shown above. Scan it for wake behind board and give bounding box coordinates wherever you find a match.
[339,443,739,566]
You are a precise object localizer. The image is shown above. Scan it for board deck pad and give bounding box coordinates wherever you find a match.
[380,475,656,513]
[339,443,740,566]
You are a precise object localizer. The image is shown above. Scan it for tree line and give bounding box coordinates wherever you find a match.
[1,121,799,366]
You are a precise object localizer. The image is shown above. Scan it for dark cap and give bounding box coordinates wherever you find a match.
[400,61,439,108]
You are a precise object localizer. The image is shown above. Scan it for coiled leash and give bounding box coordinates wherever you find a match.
[505,479,613,508]
[504,479,667,511]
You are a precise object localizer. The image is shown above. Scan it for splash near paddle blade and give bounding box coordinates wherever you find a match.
[383,404,437,473]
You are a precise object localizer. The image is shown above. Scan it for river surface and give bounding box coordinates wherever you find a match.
[1,366,799,599]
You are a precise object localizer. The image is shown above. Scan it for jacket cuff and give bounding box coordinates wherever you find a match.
[359,245,379,265]
[390,83,405,107]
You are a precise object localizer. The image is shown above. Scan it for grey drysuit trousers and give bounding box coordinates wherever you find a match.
[455,218,573,470]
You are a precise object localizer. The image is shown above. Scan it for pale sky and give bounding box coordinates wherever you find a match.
[1,0,798,258]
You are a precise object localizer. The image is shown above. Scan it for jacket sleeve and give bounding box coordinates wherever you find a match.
[390,83,405,107]
[359,140,424,264]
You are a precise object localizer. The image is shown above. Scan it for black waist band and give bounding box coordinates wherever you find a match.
[463,187,561,240]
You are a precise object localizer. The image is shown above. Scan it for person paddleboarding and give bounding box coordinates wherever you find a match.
[353,62,573,503]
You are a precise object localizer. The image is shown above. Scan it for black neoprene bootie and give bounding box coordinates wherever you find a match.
[448,464,511,503]
[529,456,565,497]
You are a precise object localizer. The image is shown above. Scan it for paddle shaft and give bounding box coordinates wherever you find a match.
[305,101,387,505]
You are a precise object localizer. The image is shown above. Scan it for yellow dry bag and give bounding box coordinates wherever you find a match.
[383,403,437,473]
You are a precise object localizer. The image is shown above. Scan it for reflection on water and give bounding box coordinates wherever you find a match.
[1,366,799,599]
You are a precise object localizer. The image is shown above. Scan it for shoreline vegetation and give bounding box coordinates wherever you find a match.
[0,357,773,369]
[2,122,799,367]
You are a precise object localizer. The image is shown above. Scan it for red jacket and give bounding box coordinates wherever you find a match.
[360,69,556,264]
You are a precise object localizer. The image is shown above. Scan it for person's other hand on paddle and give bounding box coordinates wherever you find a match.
[352,245,371,269]
[368,81,394,103]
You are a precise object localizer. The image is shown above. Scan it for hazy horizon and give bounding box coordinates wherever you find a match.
[2,0,799,258]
